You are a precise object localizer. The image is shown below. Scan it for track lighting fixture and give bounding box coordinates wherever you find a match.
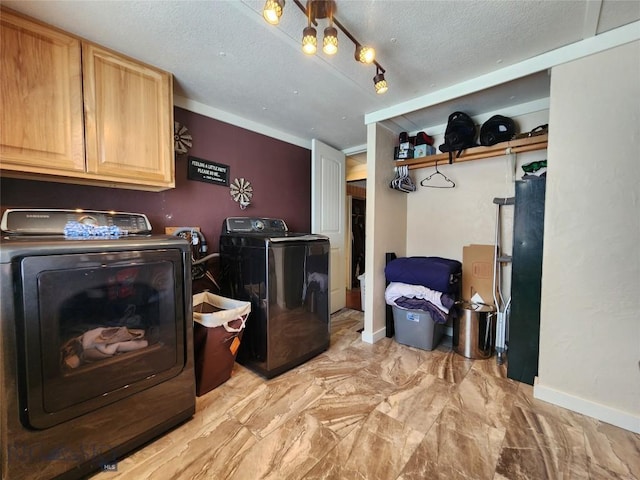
[263,0,388,94]
[355,44,375,64]
[302,3,317,55]
[263,0,285,25]
[302,26,317,54]
[322,26,338,55]
[373,67,387,95]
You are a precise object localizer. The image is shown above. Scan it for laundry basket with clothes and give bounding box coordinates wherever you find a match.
[384,257,461,350]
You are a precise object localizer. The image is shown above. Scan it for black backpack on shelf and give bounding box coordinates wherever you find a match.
[439,112,477,163]
[480,115,517,146]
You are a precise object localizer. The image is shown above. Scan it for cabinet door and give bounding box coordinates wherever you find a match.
[82,43,174,188]
[0,10,84,172]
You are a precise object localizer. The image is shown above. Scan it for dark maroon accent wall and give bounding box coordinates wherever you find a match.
[0,107,312,252]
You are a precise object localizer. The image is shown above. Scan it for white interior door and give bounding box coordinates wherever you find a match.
[311,139,346,313]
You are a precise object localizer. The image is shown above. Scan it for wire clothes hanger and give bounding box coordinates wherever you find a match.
[420,158,456,188]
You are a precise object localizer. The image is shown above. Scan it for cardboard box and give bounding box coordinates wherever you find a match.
[462,244,495,305]
[413,144,436,158]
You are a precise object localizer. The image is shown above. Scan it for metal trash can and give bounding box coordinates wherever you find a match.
[453,302,496,359]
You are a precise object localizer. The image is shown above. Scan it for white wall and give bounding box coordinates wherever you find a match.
[406,110,548,263]
[535,41,640,433]
[362,123,407,343]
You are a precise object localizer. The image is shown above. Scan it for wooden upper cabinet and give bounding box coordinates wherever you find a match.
[0,8,175,191]
[0,10,85,172]
[83,43,174,188]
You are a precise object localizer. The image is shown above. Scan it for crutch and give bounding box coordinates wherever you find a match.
[492,196,514,365]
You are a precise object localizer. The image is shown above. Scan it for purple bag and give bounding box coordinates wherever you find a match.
[384,257,461,294]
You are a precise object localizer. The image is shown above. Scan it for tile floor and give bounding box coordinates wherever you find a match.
[92,309,640,480]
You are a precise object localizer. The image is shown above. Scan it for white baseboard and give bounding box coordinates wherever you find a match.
[534,380,640,434]
[361,326,387,344]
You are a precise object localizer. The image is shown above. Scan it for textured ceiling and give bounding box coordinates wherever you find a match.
[3,0,639,152]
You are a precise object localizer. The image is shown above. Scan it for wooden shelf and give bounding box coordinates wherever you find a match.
[395,134,548,170]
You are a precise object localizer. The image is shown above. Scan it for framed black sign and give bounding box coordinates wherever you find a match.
[187,157,229,186]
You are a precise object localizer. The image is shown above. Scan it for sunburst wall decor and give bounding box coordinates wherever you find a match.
[174,121,192,156]
[229,177,253,209]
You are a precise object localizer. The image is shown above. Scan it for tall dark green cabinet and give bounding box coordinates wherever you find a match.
[507,177,546,385]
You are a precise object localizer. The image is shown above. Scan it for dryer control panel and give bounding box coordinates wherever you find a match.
[223,217,288,234]
[1,209,152,235]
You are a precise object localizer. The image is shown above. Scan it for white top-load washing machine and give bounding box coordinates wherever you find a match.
[219,217,330,378]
